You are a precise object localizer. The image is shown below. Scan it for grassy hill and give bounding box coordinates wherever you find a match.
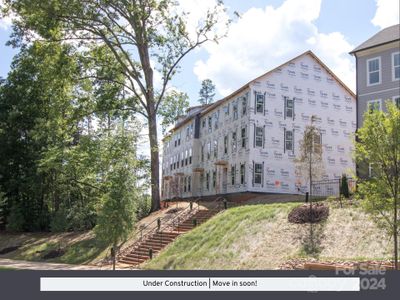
[144,201,392,270]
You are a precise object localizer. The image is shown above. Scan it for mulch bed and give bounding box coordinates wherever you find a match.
[42,248,65,260]
[279,258,396,270]
[288,203,329,224]
[0,245,20,255]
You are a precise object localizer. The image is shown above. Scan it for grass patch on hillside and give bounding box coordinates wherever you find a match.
[0,232,109,264]
[145,202,392,270]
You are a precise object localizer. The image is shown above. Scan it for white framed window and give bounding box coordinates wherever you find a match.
[255,126,263,147]
[240,164,245,184]
[233,101,238,120]
[394,96,400,109]
[256,93,265,113]
[241,127,247,148]
[284,96,294,119]
[207,141,211,159]
[367,57,381,86]
[231,165,235,185]
[284,130,294,151]
[392,52,400,81]
[242,96,247,116]
[232,131,237,152]
[368,163,374,178]
[254,163,263,184]
[367,99,382,112]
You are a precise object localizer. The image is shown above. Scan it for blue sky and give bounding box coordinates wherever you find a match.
[0,0,399,106]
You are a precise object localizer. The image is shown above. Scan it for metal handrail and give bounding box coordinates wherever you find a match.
[118,198,201,262]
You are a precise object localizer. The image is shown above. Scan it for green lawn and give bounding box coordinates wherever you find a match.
[144,201,392,270]
[0,231,109,265]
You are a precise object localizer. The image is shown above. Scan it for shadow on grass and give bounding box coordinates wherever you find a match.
[298,222,326,258]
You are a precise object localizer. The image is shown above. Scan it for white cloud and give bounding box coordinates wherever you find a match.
[371,0,400,29]
[193,0,356,95]
[0,0,14,30]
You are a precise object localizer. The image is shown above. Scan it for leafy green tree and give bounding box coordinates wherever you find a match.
[355,103,400,270]
[3,0,229,212]
[199,79,216,105]
[95,125,139,270]
[158,90,189,134]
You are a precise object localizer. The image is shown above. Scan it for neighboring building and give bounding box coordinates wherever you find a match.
[350,24,400,128]
[161,50,356,200]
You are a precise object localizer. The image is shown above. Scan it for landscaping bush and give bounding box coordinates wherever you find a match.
[340,174,350,198]
[288,203,329,224]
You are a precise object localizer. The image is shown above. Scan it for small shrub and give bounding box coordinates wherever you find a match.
[340,174,350,198]
[288,203,329,224]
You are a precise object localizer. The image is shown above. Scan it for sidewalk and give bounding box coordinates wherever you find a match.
[0,258,131,270]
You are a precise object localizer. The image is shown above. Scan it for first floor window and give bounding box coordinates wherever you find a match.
[224,135,228,154]
[368,163,375,178]
[207,141,211,159]
[189,148,192,164]
[214,140,218,159]
[185,149,188,165]
[201,145,204,162]
[240,164,245,184]
[231,165,235,185]
[255,126,263,147]
[188,176,191,192]
[284,130,293,151]
[254,163,263,184]
[394,96,400,109]
[212,170,216,188]
[206,172,210,190]
[184,177,187,193]
[368,99,381,112]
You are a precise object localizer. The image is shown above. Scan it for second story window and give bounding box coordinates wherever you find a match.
[207,141,211,159]
[241,127,247,148]
[224,135,228,154]
[233,101,238,120]
[393,52,400,80]
[284,129,294,151]
[255,126,263,147]
[185,149,188,166]
[189,148,192,164]
[206,172,210,190]
[208,117,212,133]
[214,111,219,130]
[367,57,381,85]
[256,92,265,113]
[224,103,230,116]
[284,96,294,119]
[201,145,204,162]
[186,126,190,140]
[213,140,218,159]
[368,99,381,112]
[242,96,247,116]
[232,131,237,152]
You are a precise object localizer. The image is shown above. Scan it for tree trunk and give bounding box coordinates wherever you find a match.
[394,194,398,270]
[148,108,161,212]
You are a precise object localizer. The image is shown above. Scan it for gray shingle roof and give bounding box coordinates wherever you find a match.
[350,24,400,54]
